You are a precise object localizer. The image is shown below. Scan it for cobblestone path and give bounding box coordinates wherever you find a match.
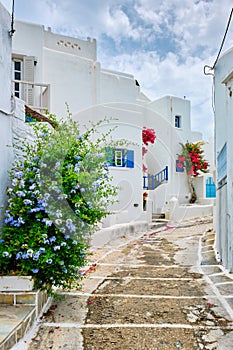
[19,218,233,350]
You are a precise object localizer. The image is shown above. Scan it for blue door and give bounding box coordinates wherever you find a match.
[206,177,216,198]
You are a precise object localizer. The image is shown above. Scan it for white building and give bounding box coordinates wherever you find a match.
[214,47,233,271]
[0,3,14,224]
[9,19,214,226]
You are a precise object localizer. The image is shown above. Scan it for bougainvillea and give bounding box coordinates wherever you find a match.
[142,127,156,173]
[178,141,209,176]
[178,141,209,203]
[142,127,156,146]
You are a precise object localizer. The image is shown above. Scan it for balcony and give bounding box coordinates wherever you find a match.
[12,79,50,113]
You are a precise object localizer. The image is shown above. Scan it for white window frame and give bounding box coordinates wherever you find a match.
[114,150,124,167]
[12,58,23,99]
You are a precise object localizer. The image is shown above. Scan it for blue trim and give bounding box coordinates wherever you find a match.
[126,150,134,168]
[105,147,134,168]
[143,166,168,190]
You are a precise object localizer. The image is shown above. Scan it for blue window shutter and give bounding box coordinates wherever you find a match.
[126,150,134,168]
[105,147,114,166]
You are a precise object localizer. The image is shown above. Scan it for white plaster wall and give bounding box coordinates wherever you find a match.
[143,100,191,211]
[0,3,11,112]
[0,2,13,225]
[43,48,96,117]
[214,48,233,271]
[100,69,138,104]
[73,103,144,226]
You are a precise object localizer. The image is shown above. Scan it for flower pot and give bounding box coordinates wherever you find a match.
[0,276,34,291]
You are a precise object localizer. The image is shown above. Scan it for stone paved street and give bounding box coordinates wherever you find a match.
[14,217,233,349]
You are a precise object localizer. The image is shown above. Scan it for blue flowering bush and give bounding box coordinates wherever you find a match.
[0,113,119,294]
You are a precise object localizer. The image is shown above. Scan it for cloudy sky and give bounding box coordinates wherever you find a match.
[2,0,233,140]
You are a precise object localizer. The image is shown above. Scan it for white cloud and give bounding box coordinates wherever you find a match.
[2,0,233,139]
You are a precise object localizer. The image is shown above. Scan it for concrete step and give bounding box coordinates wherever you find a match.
[0,290,49,350]
[152,213,166,220]
[0,304,35,350]
[149,221,168,230]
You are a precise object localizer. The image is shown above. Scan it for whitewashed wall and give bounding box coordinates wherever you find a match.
[11,20,214,226]
[214,47,233,271]
[0,3,13,225]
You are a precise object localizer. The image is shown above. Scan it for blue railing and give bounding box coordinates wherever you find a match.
[143,166,168,190]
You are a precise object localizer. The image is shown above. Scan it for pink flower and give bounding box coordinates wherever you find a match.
[142,146,147,156]
[142,164,148,173]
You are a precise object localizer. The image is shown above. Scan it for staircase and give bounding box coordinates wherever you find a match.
[143,166,168,190]
[0,289,49,350]
[149,212,168,230]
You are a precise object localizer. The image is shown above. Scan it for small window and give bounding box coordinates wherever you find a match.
[106,148,134,168]
[13,59,22,98]
[175,115,181,128]
[115,150,124,167]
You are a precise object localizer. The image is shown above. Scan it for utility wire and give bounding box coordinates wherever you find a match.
[204,7,233,75]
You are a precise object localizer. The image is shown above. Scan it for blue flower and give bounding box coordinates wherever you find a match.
[64,235,70,240]
[54,246,60,251]
[66,219,76,233]
[42,218,53,227]
[29,183,36,190]
[46,258,53,264]
[17,191,26,197]
[24,199,33,205]
[39,132,50,138]
[74,155,81,160]
[15,171,23,178]
[16,252,22,260]
[0,239,5,243]
[31,268,39,273]
[18,217,25,225]
[39,247,46,253]
[5,216,14,224]
[49,236,56,243]
[33,252,40,261]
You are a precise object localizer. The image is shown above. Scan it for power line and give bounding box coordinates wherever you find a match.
[204,7,233,75]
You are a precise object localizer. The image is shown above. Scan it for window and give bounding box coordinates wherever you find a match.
[217,143,227,187]
[175,115,181,128]
[106,148,134,168]
[115,150,124,167]
[13,59,22,98]
[12,56,35,105]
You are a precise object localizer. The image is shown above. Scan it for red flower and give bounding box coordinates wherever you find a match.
[142,127,156,146]
[177,162,184,169]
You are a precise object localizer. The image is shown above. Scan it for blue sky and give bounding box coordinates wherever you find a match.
[2,0,233,140]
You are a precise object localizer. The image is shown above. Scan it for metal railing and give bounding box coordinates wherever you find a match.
[12,79,50,113]
[143,166,168,190]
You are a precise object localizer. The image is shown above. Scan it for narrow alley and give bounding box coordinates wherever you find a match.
[18,217,233,350]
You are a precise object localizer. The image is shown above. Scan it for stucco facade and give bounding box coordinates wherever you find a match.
[0,3,13,224]
[214,47,233,271]
[8,19,214,226]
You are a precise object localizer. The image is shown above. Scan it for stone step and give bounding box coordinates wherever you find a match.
[0,290,49,350]
[149,221,167,230]
[152,213,166,220]
[0,304,35,350]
